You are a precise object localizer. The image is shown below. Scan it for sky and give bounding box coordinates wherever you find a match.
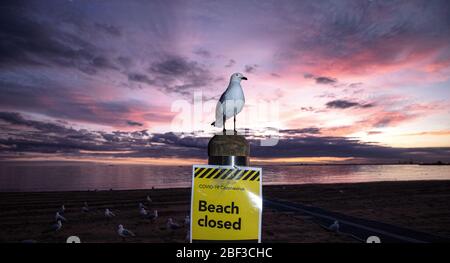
[0,0,449,164]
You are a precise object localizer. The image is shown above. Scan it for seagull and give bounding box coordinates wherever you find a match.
[105,208,115,218]
[58,205,65,214]
[211,72,247,134]
[167,218,181,230]
[139,207,149,217]
[117,224,135,241]
[148,210,158,221]
[184,215,190,226]
[82,202,89,213]
[55,212,67,222]
[328,220,340,232]
[185,230,190,243]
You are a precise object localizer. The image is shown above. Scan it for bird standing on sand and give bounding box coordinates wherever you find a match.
[138,202,147,209]
[328,220,340,232]
[105,208,115,218]
[148,210,158,221]
[185,230,190,243]
[55,212,67,223]
[166,218,181,230]
[58,205,65,214]
[211,73,247,134]
[82,202,89,213]
[117,224,135,241]
[139,207,149,217]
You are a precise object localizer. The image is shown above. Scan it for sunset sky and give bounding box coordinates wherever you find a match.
[0,0,449,164]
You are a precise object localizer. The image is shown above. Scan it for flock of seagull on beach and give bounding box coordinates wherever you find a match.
[42,195,190,242]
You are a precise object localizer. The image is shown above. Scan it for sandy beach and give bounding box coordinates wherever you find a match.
[0,180,449,243]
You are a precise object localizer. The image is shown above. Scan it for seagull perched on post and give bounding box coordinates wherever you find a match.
[211,72,247,134]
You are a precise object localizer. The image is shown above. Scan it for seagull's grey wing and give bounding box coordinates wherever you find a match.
[218,90,227,103]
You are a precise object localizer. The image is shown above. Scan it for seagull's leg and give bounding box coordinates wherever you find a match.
[233,108,237,135]
[222,113,226,135]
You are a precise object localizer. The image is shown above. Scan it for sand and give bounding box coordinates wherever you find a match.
[0,180,449,243]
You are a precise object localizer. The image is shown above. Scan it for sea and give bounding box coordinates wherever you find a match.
[0,163,449,192]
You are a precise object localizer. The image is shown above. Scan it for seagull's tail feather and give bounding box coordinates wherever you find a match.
[211,121,215,126]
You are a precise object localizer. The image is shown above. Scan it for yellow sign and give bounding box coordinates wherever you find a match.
[190,165,262,242]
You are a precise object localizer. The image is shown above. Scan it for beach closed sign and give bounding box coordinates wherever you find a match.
[190,165,262,242]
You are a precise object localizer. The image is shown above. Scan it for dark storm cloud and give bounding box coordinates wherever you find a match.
[0,2,116,74]
[150,56,197,76]
[126,120,143,127]
[0,80,153,128]
[116,56,133,68]
[1,112,448,162]
[315,77,337,85]
[326,99,374,109]
[279,128,321,135]
[0,112,69,134]
[304,74,338,85]
[250,136,450,163]
[128,73,155,86]
[148,56,214,95]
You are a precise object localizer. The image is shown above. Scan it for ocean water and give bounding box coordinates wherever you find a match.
[0,163,449,192]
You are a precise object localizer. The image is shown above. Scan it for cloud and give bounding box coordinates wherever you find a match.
[1,112,448,163]
[300,106,315,112]
[148,55,214,95]
[326,99,374,109]
[271,73,281,78]
[126,120,143,127]
[0,112,69,134]
[128,73,154,86]
[406,130,450,136]
[285,1,450,76]
[193,48,211,58]
[304,73,338,85]
[0,2,117,74]
[0,79,166,128]
[244,64,258,74]
[315,76,337,85]
[280,128,321,135]
[225,59,236,68]
[94,23,121,36]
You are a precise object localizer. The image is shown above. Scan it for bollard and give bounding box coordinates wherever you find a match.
[208,135,250,166]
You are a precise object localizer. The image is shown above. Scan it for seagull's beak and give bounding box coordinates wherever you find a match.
[241,76,248,80]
